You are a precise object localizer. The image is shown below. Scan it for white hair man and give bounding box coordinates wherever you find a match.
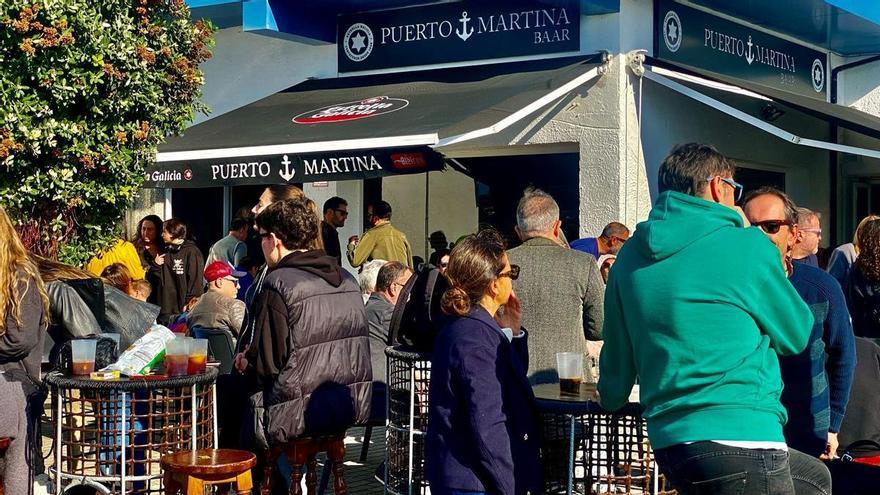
[506,187,605,384]
[793,207,822,267]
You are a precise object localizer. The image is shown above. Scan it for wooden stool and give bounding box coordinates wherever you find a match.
[161,448,256,495]
[0,437,10,495]
[261,435,346,495]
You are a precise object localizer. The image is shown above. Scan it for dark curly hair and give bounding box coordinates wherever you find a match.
[255,197,319,251]
[441,228,507,317]
[855,219,880,281]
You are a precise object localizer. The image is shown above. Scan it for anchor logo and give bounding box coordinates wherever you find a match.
[279,155,296,182]
[745,36,754,65]
[456,11,474,41]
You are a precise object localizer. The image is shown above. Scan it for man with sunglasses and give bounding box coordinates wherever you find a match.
[599,143,818,494]
[321,197,349,266]
[743,188,855,471]
[188,260,247,337]
[570,222,630,261]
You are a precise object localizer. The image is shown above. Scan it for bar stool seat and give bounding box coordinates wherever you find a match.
[161,448,256,495]
[0,437,11,495]
[262,435,346,495]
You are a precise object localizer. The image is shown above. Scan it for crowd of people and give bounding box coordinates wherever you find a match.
[4,143,880,494]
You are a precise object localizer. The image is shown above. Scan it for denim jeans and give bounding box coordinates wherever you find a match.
[655,441,831,495]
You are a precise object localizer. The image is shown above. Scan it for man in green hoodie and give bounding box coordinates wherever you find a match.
[598,143,817,494]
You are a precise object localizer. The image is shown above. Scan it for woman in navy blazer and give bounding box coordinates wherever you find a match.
[426,229,542,495]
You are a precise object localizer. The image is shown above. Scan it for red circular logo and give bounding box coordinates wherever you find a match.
[183,169,193,181]
[292,96,409,124]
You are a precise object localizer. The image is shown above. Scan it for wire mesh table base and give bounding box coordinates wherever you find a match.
[45,370,218,495]
[385,346,431,495]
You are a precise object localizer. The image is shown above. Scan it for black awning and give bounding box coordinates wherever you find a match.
[145,54,607,188]
[645,57,880,141]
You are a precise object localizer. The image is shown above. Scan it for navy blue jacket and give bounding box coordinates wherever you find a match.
[426,307,541,495]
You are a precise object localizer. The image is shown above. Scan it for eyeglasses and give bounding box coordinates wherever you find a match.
[335,209,349,217]
[753,219,792,234]
[706,176,744,202]
[223,277,240,288]
[611,236,628,244]
[497,264,520,281]
[800,227,822,235]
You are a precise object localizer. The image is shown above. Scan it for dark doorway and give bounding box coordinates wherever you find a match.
[457,153,580,248]
[736,167,786,199]
[171,187,223,257]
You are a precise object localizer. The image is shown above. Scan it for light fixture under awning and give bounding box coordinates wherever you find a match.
[146,53,608,188]
[641,58,880,160]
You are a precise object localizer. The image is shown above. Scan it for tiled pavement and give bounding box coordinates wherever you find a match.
[37,426,389,495]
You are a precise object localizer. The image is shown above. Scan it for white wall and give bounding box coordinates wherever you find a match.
[640,80,832,245]
[195,27,336,123]
[837,58,880,117]
[382,170,478,261]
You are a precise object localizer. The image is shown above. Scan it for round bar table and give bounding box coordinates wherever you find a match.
[533,383,668,495]
[45,368,219,495]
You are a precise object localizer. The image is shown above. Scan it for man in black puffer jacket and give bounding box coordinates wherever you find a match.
[243,197,372,446]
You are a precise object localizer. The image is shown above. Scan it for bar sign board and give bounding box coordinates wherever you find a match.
[338,0,580,73]
[656,0,828,100]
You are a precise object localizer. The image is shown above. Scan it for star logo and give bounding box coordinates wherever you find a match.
[342,23,374,63]
[350,32,366,53]
[663,11,682,52]
[183,169,193,181]
[811,58,825,93]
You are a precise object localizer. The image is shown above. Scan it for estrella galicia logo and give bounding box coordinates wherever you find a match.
[343,23,374,62]
[183,168,193,181]
[811,58,825,93]
[292,96,410,124]
[663,10,682,53]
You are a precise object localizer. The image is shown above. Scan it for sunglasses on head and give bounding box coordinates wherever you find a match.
[753,220,792,234]
[497,264,520,281]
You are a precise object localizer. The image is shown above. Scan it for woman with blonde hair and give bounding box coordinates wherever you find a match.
[0,206,49,495]
[425,228,540,495]
[828,214,880,289]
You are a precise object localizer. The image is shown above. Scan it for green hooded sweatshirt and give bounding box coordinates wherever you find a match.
[598,191,813,449]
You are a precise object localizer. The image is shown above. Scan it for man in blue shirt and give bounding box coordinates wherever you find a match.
[744,187,856,460]
[793,207,821,268]
[570,222,629,260]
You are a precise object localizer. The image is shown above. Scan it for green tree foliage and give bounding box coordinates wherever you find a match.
[0,0,214,264]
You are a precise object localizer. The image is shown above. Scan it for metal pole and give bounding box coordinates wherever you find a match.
[424,172,430,262]
[407,369,416,495]
[55,389,63,495]
[212,384,218,448]
[121,391,127,495]
[191,384,197,451]
[568,415,575,495]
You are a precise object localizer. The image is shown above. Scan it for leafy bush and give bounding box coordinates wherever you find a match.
[0,0,214,264]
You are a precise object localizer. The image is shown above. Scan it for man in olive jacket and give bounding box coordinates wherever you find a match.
[243,198,372,446]
[507,188,605,384]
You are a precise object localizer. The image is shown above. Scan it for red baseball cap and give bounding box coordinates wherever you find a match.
[204,261,247,283]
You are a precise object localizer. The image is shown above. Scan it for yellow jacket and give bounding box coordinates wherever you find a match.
[347,222,413,268]
[86,240,146,280]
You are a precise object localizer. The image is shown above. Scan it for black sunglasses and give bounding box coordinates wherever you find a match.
[498,264,520,281]
[753,220,792,235]
[334,209,349,216]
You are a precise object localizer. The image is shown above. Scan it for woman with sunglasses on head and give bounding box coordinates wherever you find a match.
[426,228,541,495]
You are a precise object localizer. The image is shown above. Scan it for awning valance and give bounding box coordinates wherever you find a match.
[146,53,608,188]
[641,57,880,159]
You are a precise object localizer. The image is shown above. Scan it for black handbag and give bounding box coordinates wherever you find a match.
[52,336,119,374]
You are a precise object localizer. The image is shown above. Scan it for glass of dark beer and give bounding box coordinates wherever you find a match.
[556,352,584,396]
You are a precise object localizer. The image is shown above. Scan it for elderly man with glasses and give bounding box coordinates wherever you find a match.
[187,260,247,337]
[743,187,855,474]
[792,207,823,267]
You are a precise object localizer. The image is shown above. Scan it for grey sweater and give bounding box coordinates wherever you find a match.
[507,236,605,384]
